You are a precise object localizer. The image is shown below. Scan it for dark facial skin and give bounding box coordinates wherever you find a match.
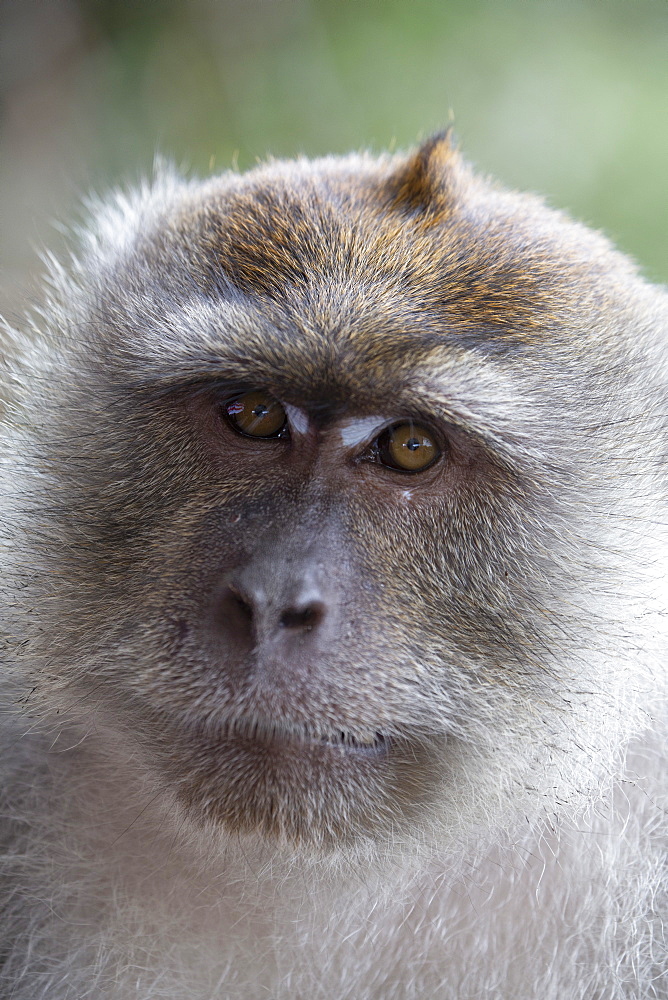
[148,389,466,845]
[111,376,476,846]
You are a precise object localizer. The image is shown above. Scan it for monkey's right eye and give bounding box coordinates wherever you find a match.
[224,391,288,439]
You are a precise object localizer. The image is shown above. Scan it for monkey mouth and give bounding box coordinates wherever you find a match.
[166,713,400,845]
[318,730,388,754]
[212,715,389,757]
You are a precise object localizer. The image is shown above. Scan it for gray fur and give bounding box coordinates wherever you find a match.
[0,141,667,998]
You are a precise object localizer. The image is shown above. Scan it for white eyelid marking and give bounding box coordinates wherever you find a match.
[339,417,387,448]
[284,404,309,436]
[402,490,413,501]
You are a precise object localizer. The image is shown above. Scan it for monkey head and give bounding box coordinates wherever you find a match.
[4,134,666,853]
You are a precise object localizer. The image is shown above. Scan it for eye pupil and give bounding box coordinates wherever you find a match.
[405,437,420,452]
[252,404,268,418]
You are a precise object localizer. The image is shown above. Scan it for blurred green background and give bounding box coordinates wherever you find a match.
[1,0,667,312]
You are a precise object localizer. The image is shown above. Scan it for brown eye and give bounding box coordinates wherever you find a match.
[224,391,287,438]
[377,421,440,472]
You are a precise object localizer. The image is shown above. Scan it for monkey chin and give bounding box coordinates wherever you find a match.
[151,715,437,852]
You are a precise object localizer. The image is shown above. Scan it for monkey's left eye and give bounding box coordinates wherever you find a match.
[376,421,440,473]
[224,391,288,438]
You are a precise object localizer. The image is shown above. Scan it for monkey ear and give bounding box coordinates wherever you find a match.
[392,129,459,215]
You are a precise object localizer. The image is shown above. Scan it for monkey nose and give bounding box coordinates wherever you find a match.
[219,575,328,648]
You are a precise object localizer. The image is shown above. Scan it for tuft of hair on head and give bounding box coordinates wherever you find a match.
[390,129,460,216]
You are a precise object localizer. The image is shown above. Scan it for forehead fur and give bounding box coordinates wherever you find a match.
[74,133,650,417]
[158,133,635,352]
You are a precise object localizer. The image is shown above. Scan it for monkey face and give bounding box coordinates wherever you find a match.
[89,377,496,849]
[12,136,662,852]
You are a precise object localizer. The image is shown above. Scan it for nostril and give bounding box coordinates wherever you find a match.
[279,602,325,632]
[229,587,254,622]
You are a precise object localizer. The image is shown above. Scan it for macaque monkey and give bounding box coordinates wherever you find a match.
[0,133,666,999]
